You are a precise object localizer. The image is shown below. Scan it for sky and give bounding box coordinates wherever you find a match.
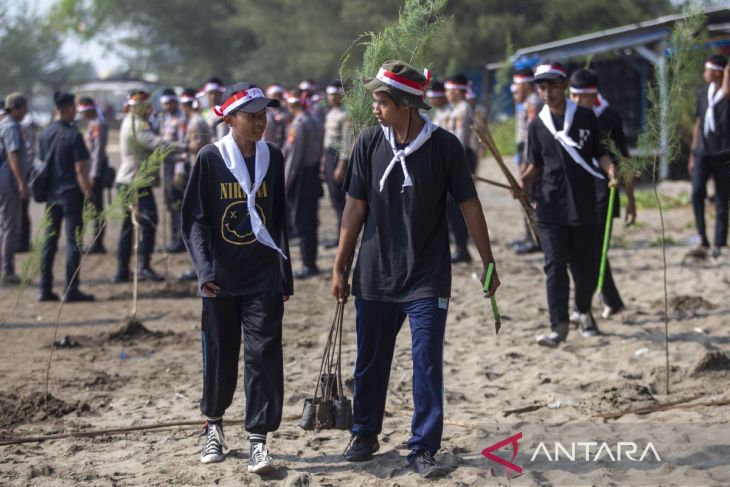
[25,0,124,75]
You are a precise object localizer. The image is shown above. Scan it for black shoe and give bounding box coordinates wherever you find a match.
[112,273,130,284]
[138,267,164,282]
[514,241,541,255]
[322,239,339,249]
[344,434,379,462]
[411,451,449,479]
[451,248,472,263]
[66,289,95,302]
[179,269,197,281]
[293,266,320,280]
[38,290,60,302]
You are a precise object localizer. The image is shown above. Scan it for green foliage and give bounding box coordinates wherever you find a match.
[46,0,673,88]
[340,0,448,138]
[621,5,707,181]
[623,189,690,210]
[487,117,516,157]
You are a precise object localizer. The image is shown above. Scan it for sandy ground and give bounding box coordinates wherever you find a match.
[0,135,729,486]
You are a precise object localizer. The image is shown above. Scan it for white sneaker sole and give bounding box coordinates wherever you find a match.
[536,335,560,347]
[248,461,275,474]
[200,453,224,464]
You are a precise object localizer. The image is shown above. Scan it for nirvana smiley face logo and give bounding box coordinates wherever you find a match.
[220,201,266,246]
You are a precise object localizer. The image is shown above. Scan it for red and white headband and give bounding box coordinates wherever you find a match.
[204,82,225,93]
[298,81,313,91]
[535,64,567,78]
[376,67,430,97]
[213,87,265,117]
[326,86,342,95]
[705,61,725,72]
[160,94,178,104]
[426,90,445,98]
[569,86,598,94]
[180,94,196,104]
[444,81,469,90]
[77,103,96,112]
[267,85,285,95]
[513,74,533,84]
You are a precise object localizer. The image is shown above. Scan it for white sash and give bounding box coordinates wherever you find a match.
[379,114,437,192]
[539,100,604,179]
[214,134,287,259]
[704,82,725,136]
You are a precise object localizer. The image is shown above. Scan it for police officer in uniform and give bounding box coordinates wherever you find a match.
[444,73,476,262]
[321,80,352,247]
[159,88,187,252]
[284,89,324,279]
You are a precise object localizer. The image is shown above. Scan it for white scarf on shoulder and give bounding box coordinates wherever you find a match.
[538,99,604,179]
[379,114,437,192]
[704,82,725,136]
[215,133,287,259]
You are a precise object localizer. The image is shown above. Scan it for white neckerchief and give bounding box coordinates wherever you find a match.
[538,99,604,179]
[704,82,725,136]
[214,133,287,259]
[379,113,437,192]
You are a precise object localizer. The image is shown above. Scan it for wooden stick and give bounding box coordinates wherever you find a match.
[0,414,302,446]
[594,394,714,420]
[470,121,540,245]
[474,176,513,191]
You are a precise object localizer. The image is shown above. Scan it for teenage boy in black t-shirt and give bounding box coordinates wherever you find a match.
[520,62,617,347]
[569,68,637,319]
[181,82,292,474]
[332,60,499,479]
[688,54,730,260]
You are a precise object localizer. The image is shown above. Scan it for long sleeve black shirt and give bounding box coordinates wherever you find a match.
[181,142,293,297]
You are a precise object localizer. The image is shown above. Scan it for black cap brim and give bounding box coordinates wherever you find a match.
[533,73,564,82]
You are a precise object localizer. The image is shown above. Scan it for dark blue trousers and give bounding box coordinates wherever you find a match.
[352,296,447,462]
[40,192,84,293]
[691,154,730,248]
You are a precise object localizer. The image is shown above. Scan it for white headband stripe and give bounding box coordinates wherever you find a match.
[376,68,424,96]
[705,62,725,71]
[160,95,178,104]
[444,81,469,90]
[204,82,225,93]
[513,75,534,84]
[535,64,567,77]
[326,86,342,94]
[426,90,445,97]
[569,87,598,94]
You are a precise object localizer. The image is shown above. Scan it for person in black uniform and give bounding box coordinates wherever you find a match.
[520,62,617,347]
[37,92,95,302]
[688,54,730,260]
[181,82,292,474]
[569,68,637,319]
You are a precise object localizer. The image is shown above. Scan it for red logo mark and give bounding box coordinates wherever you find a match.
[482,432,523,476]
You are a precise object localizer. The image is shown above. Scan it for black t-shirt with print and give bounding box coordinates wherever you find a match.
[181,142,293,297]
[527,104,606,226]
[344,125,477,302]
[695,85,730,156]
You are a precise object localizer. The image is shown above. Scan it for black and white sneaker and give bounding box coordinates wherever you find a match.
[200,422,225,464]
[248,442,275,474]
[577,312,600,337]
